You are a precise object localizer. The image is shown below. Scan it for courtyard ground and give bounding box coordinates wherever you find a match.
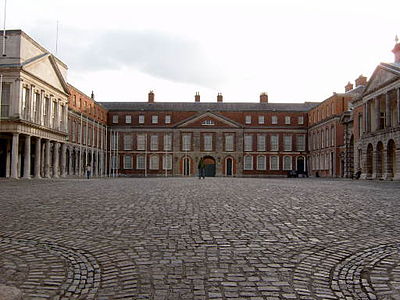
[0,177,399,299]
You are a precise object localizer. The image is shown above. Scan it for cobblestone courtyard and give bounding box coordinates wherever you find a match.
[0,178,399,299]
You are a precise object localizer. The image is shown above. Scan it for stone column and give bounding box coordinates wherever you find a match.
[34,137,41,178]
[397,88,400,125]
[394,148,400,180]
[60,143,67,177]
[53,142,60,178]
[382,145,392,180]
[68,148,73,176]
[5,139,11,178]
[45,140,51,178]
[23,135,31,179]
[10,133,19,179]
[375,97,380,131]
[385,92,392,128]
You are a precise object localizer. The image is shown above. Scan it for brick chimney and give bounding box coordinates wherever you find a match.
[217,93,223,103]
[148,90,154,103]
[345,82,353,92]
[392,35,400,63]
[195,92,200,102]
[355,75,367,87]
[260,92,268,103]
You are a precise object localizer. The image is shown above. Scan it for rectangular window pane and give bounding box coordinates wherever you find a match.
[182,134,191,151]
[257,135,266,151]
[296,135,305,151]
[124,155,132,169]
[152,115,158,124]
[225,134,234,152]
[270,135,279,151]
[204,134,213,151]
[163,154,172,170]
[150,135,158,150]
[245,115,251,124]
[165,115,171,124]
[125,115,132,124]
[284,135,292,151]
[272,116,278,124]
[270,156,279,170]
[298,116,304,124]
[283,156,292,170]
[164,134,172,151]
[136,155,145,169]
[285,116,291,124]
[137,134,146,150]
[244,135,253,151]
[124,135,132,150]
[112,115,119,123]
[139,115,145,124]
[257,155,266,170]
[1,83,10,117]
[244,155,253,170]
[258,116,264,124]
[150,155,159,169]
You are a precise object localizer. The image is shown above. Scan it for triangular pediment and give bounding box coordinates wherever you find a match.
[176,112,242,128]
[22,54,69,95]
[364,64,400,96]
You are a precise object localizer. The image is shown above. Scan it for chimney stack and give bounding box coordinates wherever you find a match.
[345,82,353,92]
[355,75,367,87]
[260,92,268,103]
[195,92,200,102]
[217,93,223,103]
[148,90,155,103]
[392,35,400,63]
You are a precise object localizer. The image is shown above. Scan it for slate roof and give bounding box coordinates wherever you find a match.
[100,102,319,112]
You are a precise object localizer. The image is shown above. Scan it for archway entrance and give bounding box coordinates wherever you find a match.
[203,156,216,177]
[366,143,373,178]
[225,157,233,176]
[376,142,384,178]
[183,157,191,176]
[296,156,305,175]
[387,139,396,178]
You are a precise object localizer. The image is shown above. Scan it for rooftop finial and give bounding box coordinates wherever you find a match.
[396,35,399,44]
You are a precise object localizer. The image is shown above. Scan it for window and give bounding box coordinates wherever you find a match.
[270,156,279,170]
[139,115,145,124]
[358,114,363,136]
[257,155,266,170]
[204,134,213,151]
[136,155,145,169]
[271,116,278,124]
[244,135,253,151]
[270,135,279,151]
[34,93,40,123]
[285,116,291,125]
[326,128,329,148]
[0,83,10,117]
[111,133,118,150]
[150,135,158,150]
[112,115,119,124]
[124,155,132,169]
[165,115,171,124]
[225,134,234,152]
[137,134,146,150]
[150,155,159,170]
[257,135,266,151]
[284,136,292,151]
[73,95,77,106]
[244,155,253,170]
[245,115,251,124]
[321,130,325,148]
[22,87,29,119]
[125,115,132,124]
[258,115,265,124]
[296,135,305,151]
[202,120,215,125]
[283,156,292,170]
[298,116,304,125]
[331,127,335,146]
[182,134,191,151]
[163,154,172,170]
[152,115,158,124]
[124,135,132,150]
[164,134,172,151]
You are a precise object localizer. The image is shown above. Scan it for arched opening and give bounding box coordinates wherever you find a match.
[387,139,396,179]
[203,156,216,177]
[225,157,233,176]
[376,142,384,179]
[366,144,373,177]
[296,156,305,175]
[182,157,191,176]
[66,148,70,176]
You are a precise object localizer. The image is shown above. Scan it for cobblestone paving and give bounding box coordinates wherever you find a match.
[0,178,399,299]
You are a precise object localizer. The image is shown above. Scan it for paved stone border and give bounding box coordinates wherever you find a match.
[0,237,101,299]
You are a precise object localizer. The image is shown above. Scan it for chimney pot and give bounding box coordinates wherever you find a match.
[195,92,200,102]
[355,75,367,87]
[148,90,155,103]
[91,91,95,100]
[345,82,354,92]
[260,92,268,103]
[217,93,223,102]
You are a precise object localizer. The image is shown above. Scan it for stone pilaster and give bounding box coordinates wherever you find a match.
[53,142,60,178]
[23,135,31,179]
[45,140,51,178]
[68,148,73,176]
[10,133,19,179]
[34,138,41,178]
[393,148,400,181]
[385,92,392,128]
[375,97,380,131]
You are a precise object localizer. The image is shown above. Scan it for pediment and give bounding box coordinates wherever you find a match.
[364,65,400,95]
[176,112,242,128]
[22,54,69,95]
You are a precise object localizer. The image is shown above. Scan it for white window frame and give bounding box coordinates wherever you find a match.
[149,155,159,170]
[124,135,133,150]
[298,116,304,125]
[125,115,132,124]
[137,134,146,151]
[270,155,279,170]
[256,155,266,170]
[257,134,266,151]
[272,116,278,124]
[136,155,145,170]
[296,135,305,151]
[258,115,265,124]
[164,134,172,151]
[285,116,291,125]
[139,115,145,124]
[245,115,252,124]
[124,155,132,169]
[244,135,253,152]
[112,115,119,124]
[225,134,234,152]
[165,115,171,124]
[283,156,292,170]
[243,155,253,170]
[204,134,213,151]
[182,134,191,151]
[163,154,172,170]
[270,135,279,151]
[150,135,159,151]
[152,115,158,124]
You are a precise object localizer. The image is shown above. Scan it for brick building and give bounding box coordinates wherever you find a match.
[101,93,316,177]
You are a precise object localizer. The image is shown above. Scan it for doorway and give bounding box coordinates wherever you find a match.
[183,157,191,176]
[203,156,216,177]
[296,156,305,175]
[226,157,233,176]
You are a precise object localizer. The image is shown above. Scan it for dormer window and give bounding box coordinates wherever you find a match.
[202,120,214,125]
